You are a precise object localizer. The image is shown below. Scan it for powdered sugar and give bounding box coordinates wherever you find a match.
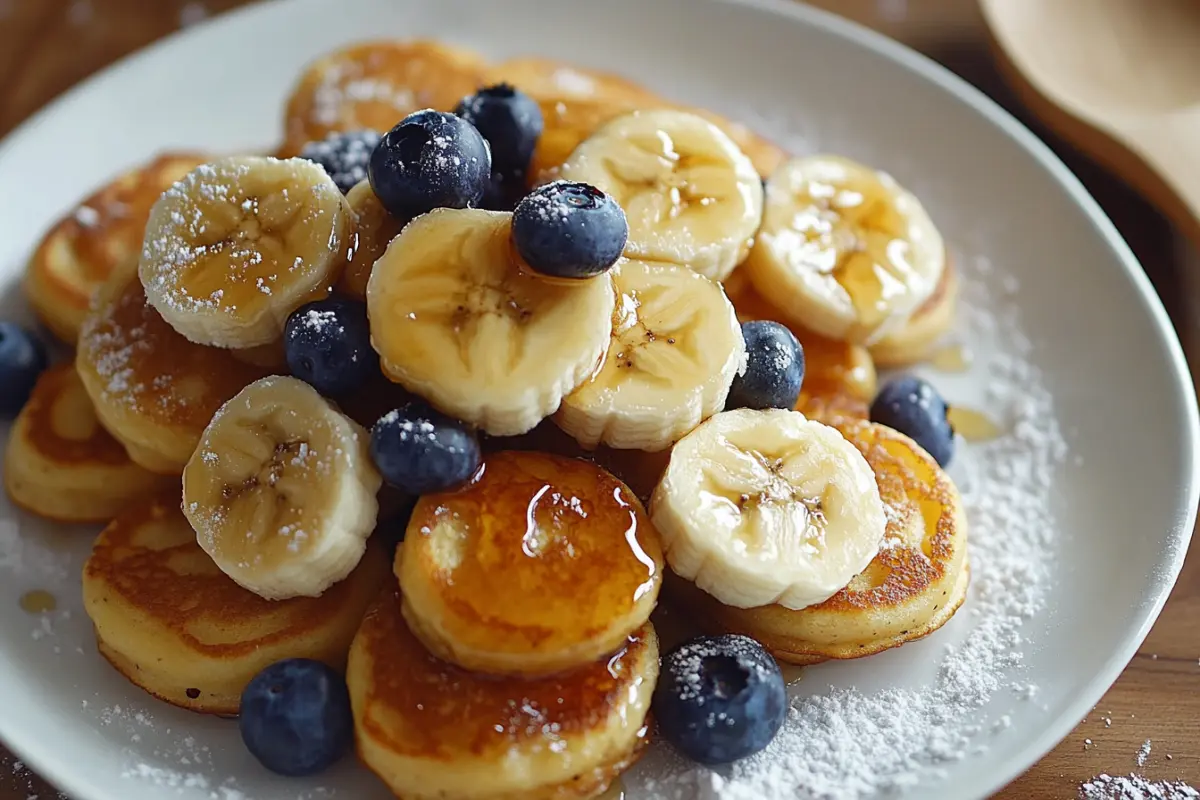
[631,252,1068,798]
[1080,774,1199,799]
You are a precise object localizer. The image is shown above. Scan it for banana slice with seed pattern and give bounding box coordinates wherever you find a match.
[744,155,945,345]
[556,259,745,452]
[560,109,763,281]
[140,156,351,349]
[650,408,886,610]
[183,376,381,601]
[367,208,615,437]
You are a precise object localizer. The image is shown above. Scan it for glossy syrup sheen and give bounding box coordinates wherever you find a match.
[356,588,654,759]
[405,451,662,647]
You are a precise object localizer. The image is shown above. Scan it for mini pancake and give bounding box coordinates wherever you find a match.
[486,57,659,106]
[75,272,266,475]
[3,364,172,523]
[82,494,389,715]
[24,153,206,344]
[349,588,657,800]
[280,40,486,156]
[665,419,968,664]
[723,268,878,420]
[397,450,664,677]
[868,259,959,369]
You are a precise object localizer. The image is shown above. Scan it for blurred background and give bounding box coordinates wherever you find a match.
[0,0,1196,798]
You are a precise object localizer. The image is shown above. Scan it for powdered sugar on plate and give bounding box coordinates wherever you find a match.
[629,250,1068,798]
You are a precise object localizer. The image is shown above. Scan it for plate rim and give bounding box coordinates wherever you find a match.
[0,0,1196,798]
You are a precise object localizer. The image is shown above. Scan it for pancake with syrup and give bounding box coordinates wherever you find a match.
[75,271,266,475]
[280,40,486,157]
[665,418,968,664]
[723,268,878,421]
[82,494,388,715]
[3,364,172,523]
[396,450,664,677]
[348,588,657,800]
[24,153,206,344]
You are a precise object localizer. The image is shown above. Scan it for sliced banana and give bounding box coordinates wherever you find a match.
[560,109,763,282]
[182,375,381,601]
[744,155,945,345]
[650,408,885,610]
[367,207,615,437]
[556,259,745,452]
[140,156,351,349]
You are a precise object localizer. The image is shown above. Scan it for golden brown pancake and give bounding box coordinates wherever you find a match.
[664,419,968,664]
[486,57,659,106]
[3,364,172,522]
[24,153,206,344]
[75,272,266,474]
[349,588,657,800]
[82,494,389,715]
[397,450,664,677]
[280,40,486,156]
[869,259,959,368]
[723,268,878,420]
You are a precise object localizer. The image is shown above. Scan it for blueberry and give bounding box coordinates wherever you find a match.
[480,172,526,212]
[370,402,482,495]
[368,110,491,217]
[239,658,353,777]
[653,634,787,765]
[454,84,543,183]
[0,323,48,418]
[511,181,627,279]
[725,321,805,411]
[869,375,955,466]
[299,130,381,194]
[284,296,377,396]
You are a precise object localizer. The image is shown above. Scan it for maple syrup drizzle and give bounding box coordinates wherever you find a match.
[19,590,57,614]
[947,406,1003,442]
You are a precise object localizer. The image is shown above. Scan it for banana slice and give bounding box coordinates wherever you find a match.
[139,156,352,349]
[650,408,885,610]
[560,109,763,282]
[367,207,615,437]
[743,155,945,345]
[556,259,745,452]
[182,375,381,600]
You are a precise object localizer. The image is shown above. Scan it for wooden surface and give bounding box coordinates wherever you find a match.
[0,1,1197,798]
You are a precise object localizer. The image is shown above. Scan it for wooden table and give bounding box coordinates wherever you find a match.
[1,1,1196,798]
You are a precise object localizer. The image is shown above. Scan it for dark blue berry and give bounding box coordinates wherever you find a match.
[870,375,955,466]
[511,181,627,279]
[299,130,381,194]
[653,634,787,765]
[370,403,481,495]
[284,296,377,396]
[239,659,353,777]
[480,172,526,212]
[725,321,805,411]
[368,110,491,217]
[0,323,48,417]
[454,84,543,183]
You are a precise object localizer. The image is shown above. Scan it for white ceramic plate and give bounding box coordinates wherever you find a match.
[0,1,1195,798]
